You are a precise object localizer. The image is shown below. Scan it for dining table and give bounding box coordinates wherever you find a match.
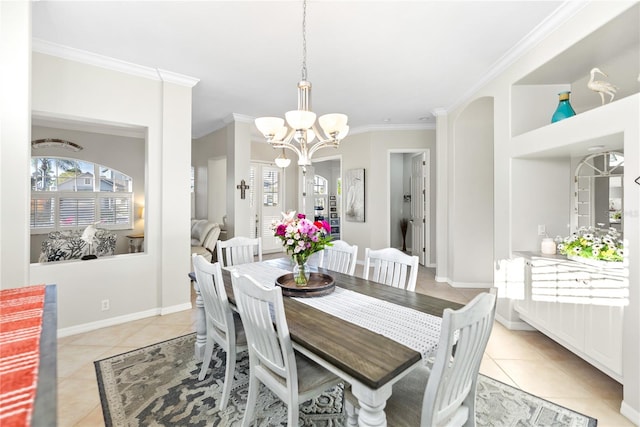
[192,258,463,427]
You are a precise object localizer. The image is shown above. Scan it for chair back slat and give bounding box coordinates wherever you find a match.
[217,236,263,267]
[321,240,358,275]
[231,273,294,380]
[422,292,496,426]
[363,247,419,291]
[192,255,235,345]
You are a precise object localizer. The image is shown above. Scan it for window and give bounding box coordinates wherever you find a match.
[30,157,134,233]
[263,169,279,206]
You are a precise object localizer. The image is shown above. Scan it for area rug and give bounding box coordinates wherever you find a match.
[95,333,597,427]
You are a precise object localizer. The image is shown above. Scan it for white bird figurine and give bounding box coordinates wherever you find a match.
[588,67,618,105]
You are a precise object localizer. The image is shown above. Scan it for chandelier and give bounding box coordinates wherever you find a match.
[255,0,349,167]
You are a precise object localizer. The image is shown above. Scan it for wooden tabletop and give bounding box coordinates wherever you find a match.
[221,258,463,389]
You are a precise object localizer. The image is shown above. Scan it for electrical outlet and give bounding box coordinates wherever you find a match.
[537,225,546,236]
[101,299,110,311]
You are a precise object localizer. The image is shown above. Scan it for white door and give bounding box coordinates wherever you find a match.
[410,152,428,265]
[250,163,285,253]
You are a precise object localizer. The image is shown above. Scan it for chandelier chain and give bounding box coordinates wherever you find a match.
[301,0,307,81]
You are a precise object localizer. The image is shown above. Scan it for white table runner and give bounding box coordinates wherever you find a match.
[225,263,442,361]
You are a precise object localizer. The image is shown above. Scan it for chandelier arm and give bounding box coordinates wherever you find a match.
[272,141,304,160]
[311,123,331,143]
[307,140,336,159]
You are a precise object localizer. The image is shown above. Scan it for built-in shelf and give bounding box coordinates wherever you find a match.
[511,93,636,159]
[511,3,639,137]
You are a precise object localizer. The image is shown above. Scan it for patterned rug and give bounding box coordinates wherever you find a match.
[95,333,597,427]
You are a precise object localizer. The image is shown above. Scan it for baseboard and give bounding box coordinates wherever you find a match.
[449,280,493,289]
[495,313,536,331]
[434,275,449,283]
[620,401,640,426]
[160,302,192,316]
[57,303,192,338]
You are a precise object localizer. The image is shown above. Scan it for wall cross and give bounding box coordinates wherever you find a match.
[236,179,250,199]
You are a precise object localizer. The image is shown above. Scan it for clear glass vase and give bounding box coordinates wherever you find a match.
[551,91,576,123]
[292,257,311,286]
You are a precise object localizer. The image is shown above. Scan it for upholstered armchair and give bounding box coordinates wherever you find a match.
[191,219,221,263]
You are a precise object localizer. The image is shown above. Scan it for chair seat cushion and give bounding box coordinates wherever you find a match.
[385,365,469,426]
[385,365,430,425]
[266,351,339,395]
[295,352,340,394]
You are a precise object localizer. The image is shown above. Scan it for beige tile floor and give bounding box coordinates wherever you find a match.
[57,256,634,426]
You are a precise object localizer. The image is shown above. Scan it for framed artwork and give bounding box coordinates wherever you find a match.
[345,168,365,222]
[329,195,336,201]
[330,213,338,218]
[330,207,337,212]
[329,200,336,207]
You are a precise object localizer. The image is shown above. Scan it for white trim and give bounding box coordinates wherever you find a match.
[449,280,493,289]
[446,1,588,113]
[351,123,435,135]
[57,303,192,338]
[434,275,449,283]
[32,111,147,139]
[224,113,254,125]
[620,401,640,426]
[156,69,200,88]
[33,39,199,87]
[160,302,193,316]
[495,313,536,331]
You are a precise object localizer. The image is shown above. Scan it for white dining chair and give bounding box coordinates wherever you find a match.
[216,236,262,267]
[191,254,247,410]
[363,247,419,291]
[231,272,341,427]
[319,240,358,276]
[346,292,496,427]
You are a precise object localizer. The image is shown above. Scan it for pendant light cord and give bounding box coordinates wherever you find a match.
[301,0,307,81]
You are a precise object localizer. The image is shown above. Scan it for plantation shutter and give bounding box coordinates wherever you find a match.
[58,196,96,227]
[30,196,56,230]
[99,196,132,225]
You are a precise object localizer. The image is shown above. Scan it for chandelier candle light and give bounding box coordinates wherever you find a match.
[255,0,349,167]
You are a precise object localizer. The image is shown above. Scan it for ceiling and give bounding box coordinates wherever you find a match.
[31,1,572,139]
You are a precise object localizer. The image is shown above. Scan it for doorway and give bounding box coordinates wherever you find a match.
[307,157,342,241]
[249,162,286,253]
[389,150,430,266]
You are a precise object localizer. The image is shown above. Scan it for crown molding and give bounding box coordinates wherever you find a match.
[33,39,198,86]
[156,69,200,88]
[431,108,448,117]
[32,111,146,139]
[446,1,589,113]
[223,113,254,125]
[350,123,435,135]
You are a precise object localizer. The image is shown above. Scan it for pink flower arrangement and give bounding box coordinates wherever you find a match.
[273,211,332,264]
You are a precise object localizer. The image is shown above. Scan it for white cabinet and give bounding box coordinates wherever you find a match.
[514,253,626,382]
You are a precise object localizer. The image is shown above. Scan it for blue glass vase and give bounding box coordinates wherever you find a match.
[551,91,576,123]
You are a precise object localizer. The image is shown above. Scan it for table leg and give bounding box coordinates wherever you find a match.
[192,280,206,361]
[352,382,391,427]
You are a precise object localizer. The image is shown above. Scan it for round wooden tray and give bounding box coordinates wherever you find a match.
[275,273,335,297]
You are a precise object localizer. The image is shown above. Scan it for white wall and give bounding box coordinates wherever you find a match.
[511,158,572,251]
[28,52,195,330]
[450,97,494,287]
[0,1,31,289]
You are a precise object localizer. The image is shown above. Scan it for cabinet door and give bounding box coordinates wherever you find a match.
[584,304,623,376]
[551,302,585,351]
